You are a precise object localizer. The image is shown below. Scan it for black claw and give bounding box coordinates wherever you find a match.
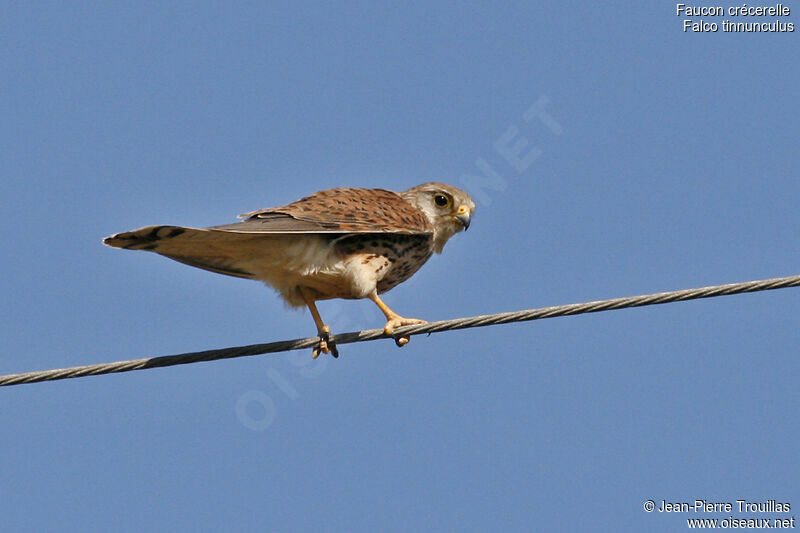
[319,330,339,359]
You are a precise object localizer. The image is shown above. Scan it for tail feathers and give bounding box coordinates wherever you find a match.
[160,253,256,279]
[103,225,259,279]
[103,225,188,251]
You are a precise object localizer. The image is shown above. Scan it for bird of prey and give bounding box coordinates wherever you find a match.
[104,182,475,358]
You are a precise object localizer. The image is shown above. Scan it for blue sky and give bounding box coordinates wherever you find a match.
[2,2,798,531]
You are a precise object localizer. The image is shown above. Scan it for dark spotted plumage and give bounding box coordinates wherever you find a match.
[333,233,433,294]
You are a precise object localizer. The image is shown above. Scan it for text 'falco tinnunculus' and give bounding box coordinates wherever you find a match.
[104,182,475,357]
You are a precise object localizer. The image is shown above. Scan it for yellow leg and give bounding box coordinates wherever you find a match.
[367,292,427,346]
[299,287,337,358]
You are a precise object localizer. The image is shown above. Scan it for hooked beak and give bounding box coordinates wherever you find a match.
[454,205,472,230]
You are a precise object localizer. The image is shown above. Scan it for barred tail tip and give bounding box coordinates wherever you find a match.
[102,226,186,250]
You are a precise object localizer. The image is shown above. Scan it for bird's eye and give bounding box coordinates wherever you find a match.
[434,194,449,207]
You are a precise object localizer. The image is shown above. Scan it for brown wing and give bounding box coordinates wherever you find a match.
[224,187,432,235]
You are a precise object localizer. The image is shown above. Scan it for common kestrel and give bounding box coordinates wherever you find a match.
[104,182,475,357]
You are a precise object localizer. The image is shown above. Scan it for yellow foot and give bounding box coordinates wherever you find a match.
[384,317,427,347]
[311,325,338,359]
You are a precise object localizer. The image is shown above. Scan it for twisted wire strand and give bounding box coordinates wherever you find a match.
[2,274,799,387]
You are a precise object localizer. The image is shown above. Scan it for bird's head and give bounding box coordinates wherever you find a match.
[401,182,475,253]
